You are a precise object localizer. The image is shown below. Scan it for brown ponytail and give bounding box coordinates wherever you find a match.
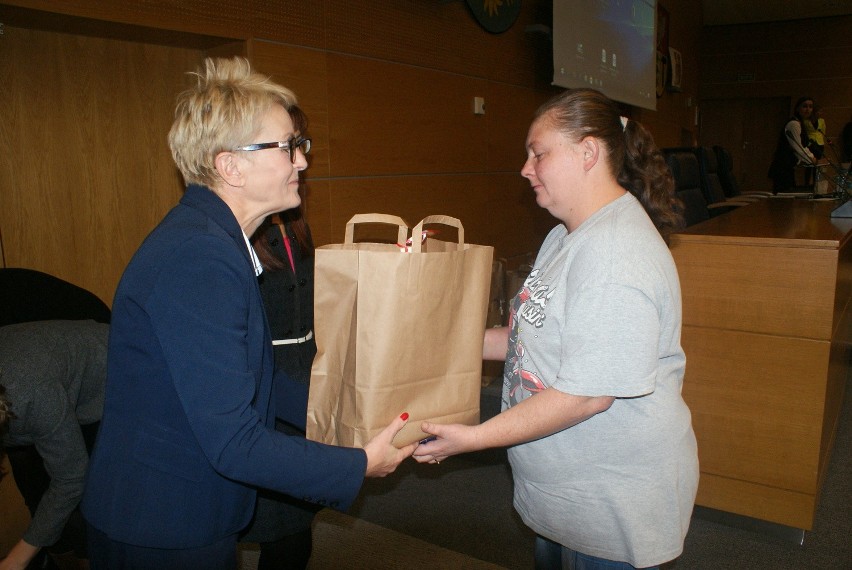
[535,89,684,243]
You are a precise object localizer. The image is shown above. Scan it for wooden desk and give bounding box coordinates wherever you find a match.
[670,199,852,530]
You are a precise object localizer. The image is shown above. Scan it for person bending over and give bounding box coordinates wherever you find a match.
[1,319,109,570]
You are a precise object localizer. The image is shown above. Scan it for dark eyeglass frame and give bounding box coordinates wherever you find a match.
[233,136,311,164]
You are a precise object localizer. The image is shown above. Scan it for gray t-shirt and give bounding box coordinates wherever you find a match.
[503,193,699,567]
[1,319,109,547]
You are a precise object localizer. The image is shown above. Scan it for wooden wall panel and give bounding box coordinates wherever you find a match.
[2,0,554,88]
[249,40,331,179]
[248,41,555,255]
[322,173,551,257]
[326,54,488,177]
[696,472,816,530]
[326,176,481,243]
[486,81,560,173]
[483,173,557,260]
[702,46,852,87]
[0,25,200,305]
[301,173,554,257]
[699,15,852,147]
[1,0,704,304]
[701,16,852,57]
[672,239,838,340]
[324,1,486,79]
[682,327,827,494]
[672,200,850,529]
[0,0,323,47]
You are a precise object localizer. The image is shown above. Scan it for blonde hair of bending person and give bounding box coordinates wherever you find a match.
[168,57,298,188]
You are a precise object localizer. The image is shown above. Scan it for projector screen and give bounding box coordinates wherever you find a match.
[552,0,657,111]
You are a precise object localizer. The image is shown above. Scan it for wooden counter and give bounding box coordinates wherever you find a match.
[670,198,852,530]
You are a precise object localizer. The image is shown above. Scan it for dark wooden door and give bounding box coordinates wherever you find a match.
[701,97,791,192]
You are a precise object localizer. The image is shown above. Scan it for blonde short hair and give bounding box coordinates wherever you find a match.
[167,57,298,188]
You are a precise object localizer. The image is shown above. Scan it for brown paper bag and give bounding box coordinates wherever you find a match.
[306,214,494,448]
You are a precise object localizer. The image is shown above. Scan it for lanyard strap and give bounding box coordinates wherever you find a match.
[278,223,296,273]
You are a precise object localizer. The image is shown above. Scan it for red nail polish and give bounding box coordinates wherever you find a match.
[400,412,409,421]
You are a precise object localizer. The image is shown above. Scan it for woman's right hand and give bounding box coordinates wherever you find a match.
[362,412,418,477]
[412,422,481,464]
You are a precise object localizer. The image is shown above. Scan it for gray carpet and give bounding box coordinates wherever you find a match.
[341,376,852,569]
[240,511,509,570]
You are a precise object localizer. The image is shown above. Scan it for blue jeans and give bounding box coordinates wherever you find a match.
[535,535,660,570]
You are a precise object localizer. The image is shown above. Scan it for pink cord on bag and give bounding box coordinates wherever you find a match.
[396,230,438,252]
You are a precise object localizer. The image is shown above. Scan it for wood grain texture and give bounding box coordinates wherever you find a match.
[682,327,827,493]
[249,40,331,179]
[0,26,197,305]
[0,0,707,302]
[326,53,487,178]
[322,174,552,259]
[695,472,817,530]
[673,198,852,529]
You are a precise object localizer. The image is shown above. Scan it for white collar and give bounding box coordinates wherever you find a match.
[242,232,263,276]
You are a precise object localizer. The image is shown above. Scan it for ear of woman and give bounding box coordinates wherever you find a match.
[581,137,599,171]
[215,151,245,188]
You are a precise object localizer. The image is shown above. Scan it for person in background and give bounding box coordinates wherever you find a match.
[240,105,319,570]
[0,320,109,570]
[803,104,827,187]
[80,57,416,570]
[768,96,826,193]
[414,88,698,570]
[840,115,852,166]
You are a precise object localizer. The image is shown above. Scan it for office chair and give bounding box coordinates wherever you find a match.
[0,267,111,327]
[695,147,752,213]
[665,152,711,227]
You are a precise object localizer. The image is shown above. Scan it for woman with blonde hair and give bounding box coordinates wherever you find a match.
[81,57,415,569]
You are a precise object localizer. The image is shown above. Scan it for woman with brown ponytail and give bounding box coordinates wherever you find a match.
[414,88,698,570]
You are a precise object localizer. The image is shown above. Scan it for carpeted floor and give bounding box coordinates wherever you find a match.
[286,375,851,569]
[5,376,847,569]
[240,509,510,570]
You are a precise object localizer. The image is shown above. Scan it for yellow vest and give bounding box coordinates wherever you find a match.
[806,118,826,146]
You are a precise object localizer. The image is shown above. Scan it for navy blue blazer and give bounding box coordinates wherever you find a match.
[81,185,366,549]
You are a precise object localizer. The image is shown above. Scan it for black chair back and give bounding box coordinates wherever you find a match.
[0,268,111,327]
[713,145,740,198]
[696,146,729,206]
[665,152,710,227]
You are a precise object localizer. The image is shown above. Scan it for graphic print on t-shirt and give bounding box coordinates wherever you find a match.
[504,269,556,406]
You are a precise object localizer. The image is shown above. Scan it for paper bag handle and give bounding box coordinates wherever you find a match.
[410,215,464,252]
[344,214,409,245]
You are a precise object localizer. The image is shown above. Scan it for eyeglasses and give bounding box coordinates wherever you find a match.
[233,136,311,163]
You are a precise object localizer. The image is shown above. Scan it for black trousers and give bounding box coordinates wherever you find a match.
[86,523,237,570]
